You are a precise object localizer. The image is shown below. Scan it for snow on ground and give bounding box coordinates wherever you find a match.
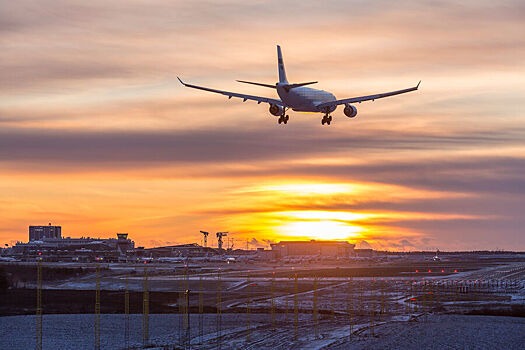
[327,314,525,350]
[1,313,524,349]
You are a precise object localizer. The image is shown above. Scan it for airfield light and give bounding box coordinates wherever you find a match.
[441,269,445,273]
[415,269,419,273]
[428,269,432,273]
[454,269,458,273]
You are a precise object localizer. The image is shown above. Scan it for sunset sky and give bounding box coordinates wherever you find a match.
[1,1,524,250]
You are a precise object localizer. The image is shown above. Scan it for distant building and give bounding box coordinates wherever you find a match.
[143,243,217,258]
[255,247,275,260]
[13,232,134,262]
[270,240,355,259]
[354,248,375,257]
[29,223,61,241]
[116,233,134,255]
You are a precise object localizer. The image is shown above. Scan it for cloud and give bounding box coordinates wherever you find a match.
[285,156,525,196]
[356,240,373,249]
[1,0,523,96]
[247,237,269,249]
[1,125,523,168]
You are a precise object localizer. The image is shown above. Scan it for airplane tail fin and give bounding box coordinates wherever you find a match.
[277,45,289,84]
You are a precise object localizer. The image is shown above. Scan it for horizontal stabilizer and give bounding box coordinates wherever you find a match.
[284,81,318,91]
[236,80,276,89]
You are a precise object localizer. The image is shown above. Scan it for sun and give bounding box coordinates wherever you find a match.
[274,210,369,241]
[233,182,378,242]
[278,221,363,240]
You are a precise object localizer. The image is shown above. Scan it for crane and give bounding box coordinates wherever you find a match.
[216,232,228,251]
[199,231,209,248]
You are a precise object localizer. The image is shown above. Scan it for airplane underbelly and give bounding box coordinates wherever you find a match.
[282,93,318,111]
[291,106,318,112]
[279,87,336,112]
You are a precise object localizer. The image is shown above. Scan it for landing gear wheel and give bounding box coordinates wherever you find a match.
[322,114,332,125]
[321,107,332,126]
[278,114,289,125]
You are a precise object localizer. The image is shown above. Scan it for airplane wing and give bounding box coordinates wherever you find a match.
[178,77,284,106]
[316,81,420,110]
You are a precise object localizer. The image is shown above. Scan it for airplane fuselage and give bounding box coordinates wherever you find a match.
[276,84,337,113]
[178,45,419,126]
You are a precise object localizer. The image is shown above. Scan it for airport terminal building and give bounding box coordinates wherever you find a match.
[29,224,62,241]
[12,226,135,262]
[270,240,355,259]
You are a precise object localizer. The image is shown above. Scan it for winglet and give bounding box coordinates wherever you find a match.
[177,76,186,86]
[416,80,421,89]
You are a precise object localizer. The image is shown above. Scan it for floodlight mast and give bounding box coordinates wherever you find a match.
[199,231,209,248]
[216,232,228,251]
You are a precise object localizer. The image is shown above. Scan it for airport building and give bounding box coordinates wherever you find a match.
[29,223,62,241]
[270,240,355,259]
[140,243,217,258]
[354,248,375,257]
[12,227,135,262]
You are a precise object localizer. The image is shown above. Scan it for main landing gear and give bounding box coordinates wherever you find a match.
[278,113,289,124]
[321,114,332,125]
[278,115,289,124]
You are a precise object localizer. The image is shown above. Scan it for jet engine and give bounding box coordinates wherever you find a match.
[344,104,358,118]
[269,104,284,116]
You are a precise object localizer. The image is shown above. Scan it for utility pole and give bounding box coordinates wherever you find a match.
[36,260,43,350]
[142,266,149,347]
[95,263,101,350]
[184,289,191,349]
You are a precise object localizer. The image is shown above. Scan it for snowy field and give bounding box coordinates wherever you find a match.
[1,259,523,349]
[1,313,524,349]
[328,314,525,350]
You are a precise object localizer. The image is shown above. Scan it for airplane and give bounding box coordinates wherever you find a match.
[157,257,185,263]
[0,256,17,262]
[178,45,420,125]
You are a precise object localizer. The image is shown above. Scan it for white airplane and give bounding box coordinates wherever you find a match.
[157,257,184,263]
[178,45,420,125]
[0,256,17,262]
